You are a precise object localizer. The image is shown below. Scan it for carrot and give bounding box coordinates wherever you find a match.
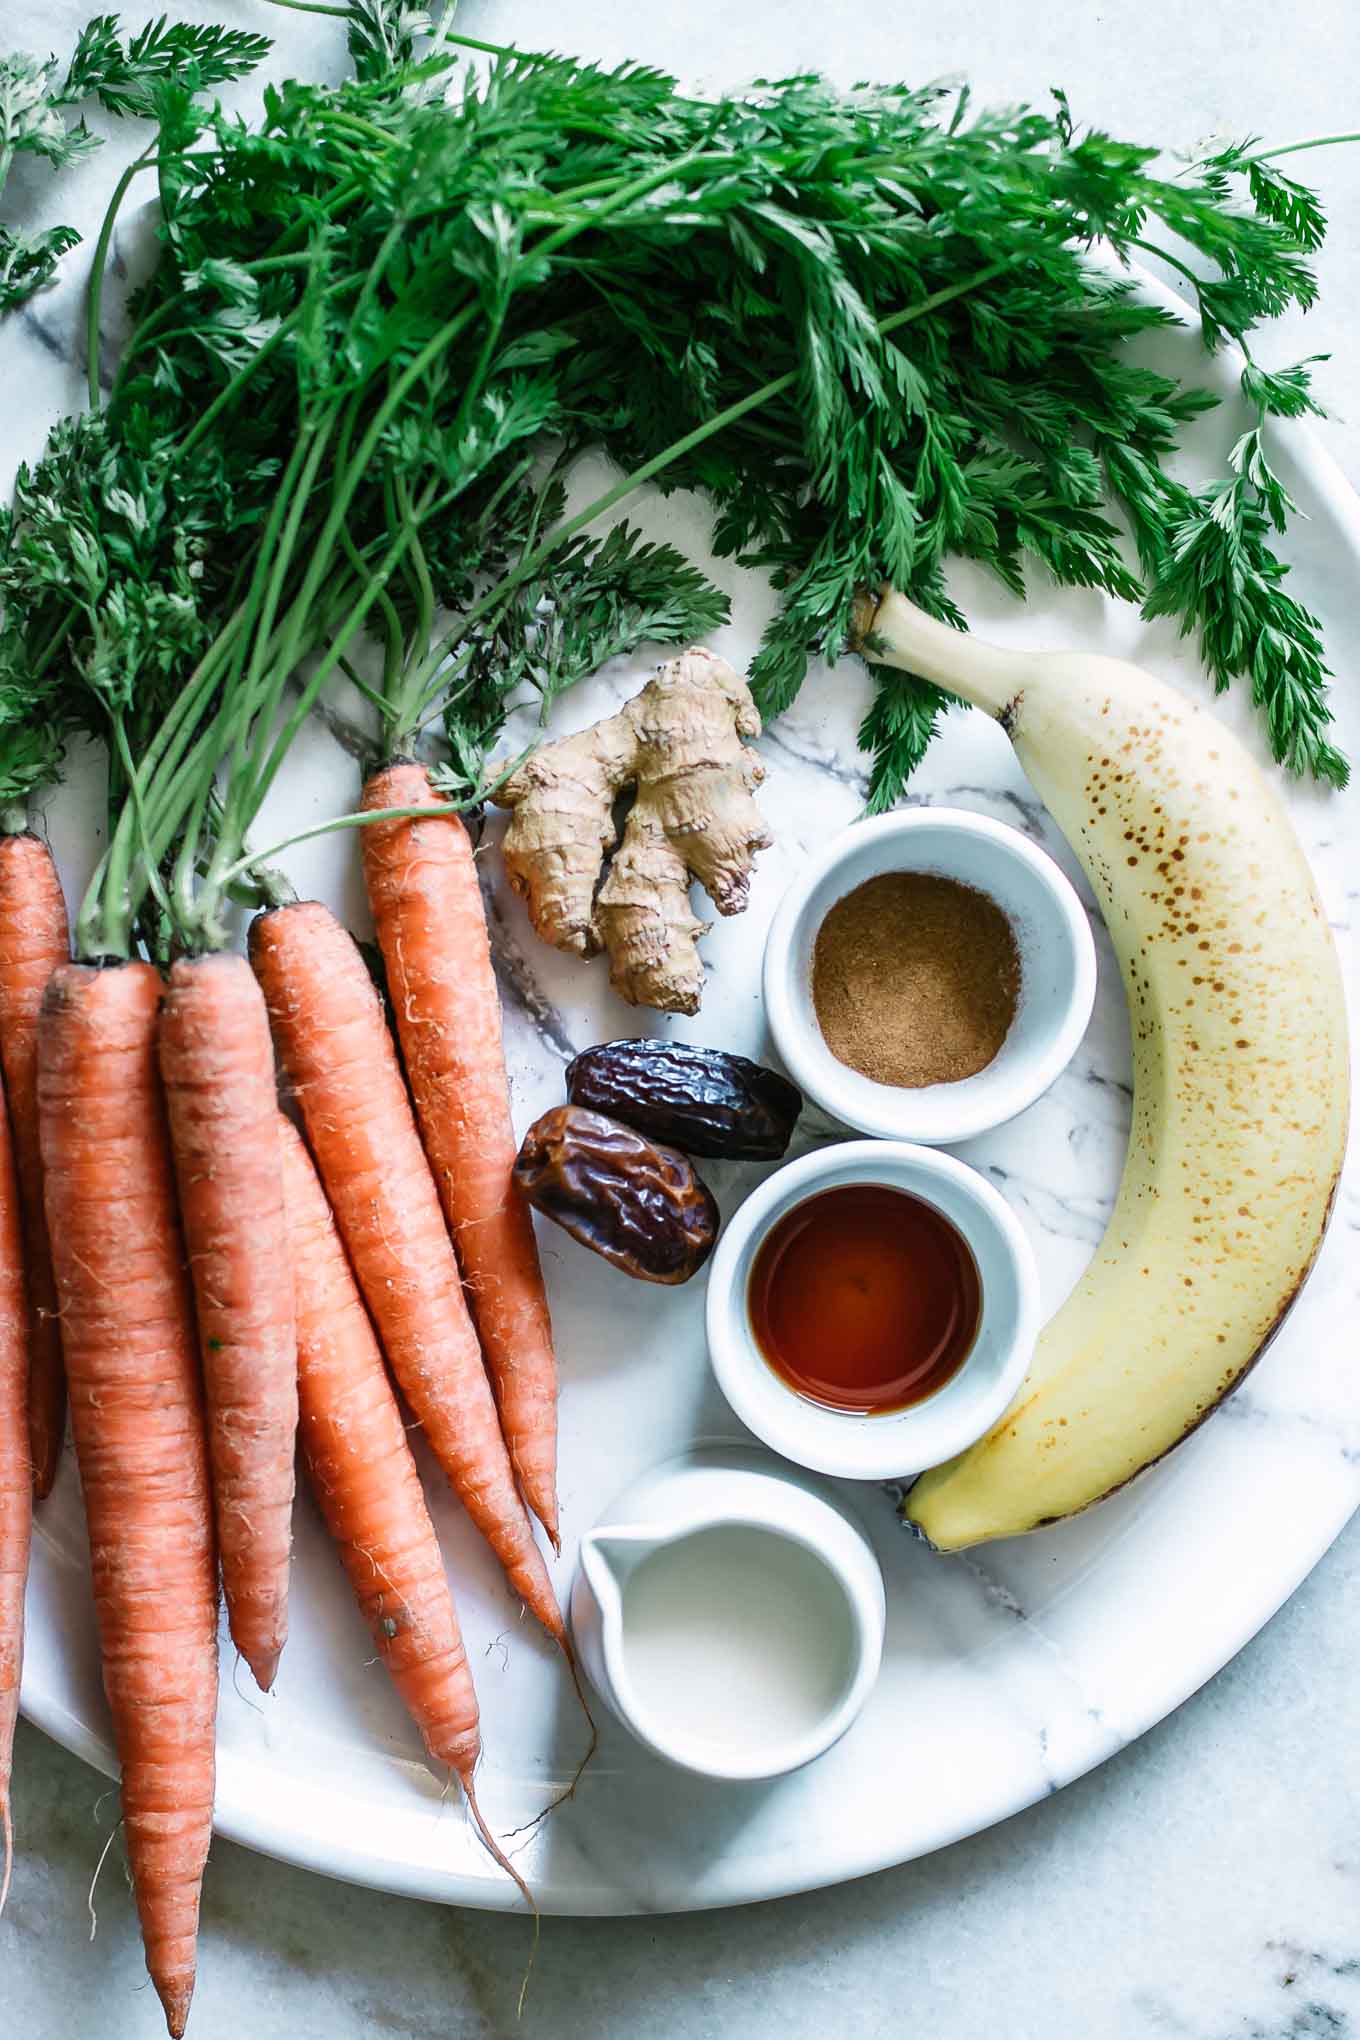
[0,1063,33,1914]
[362,763,560,1547]
[0,832,70,1499]
[278,1113,478,1770]
[278,1113,533,1889]
[249,901,565,1645]
[39,962,219,2040]
[158,951,297,1694]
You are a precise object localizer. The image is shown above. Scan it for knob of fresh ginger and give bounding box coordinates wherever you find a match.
[494,648,771,1014]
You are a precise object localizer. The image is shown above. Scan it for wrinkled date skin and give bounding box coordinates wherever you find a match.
[566,1040,802,1160]
[514,1105,720,1284]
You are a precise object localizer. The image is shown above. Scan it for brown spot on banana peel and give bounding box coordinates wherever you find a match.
[998,692,1025,740]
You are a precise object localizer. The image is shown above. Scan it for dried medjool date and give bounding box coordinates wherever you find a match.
[565,1040,802,1159]
[514,1106,719,1284]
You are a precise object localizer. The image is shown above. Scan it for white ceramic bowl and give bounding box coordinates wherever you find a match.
[705,1142,1040,1481]
[763,807,1097,1145]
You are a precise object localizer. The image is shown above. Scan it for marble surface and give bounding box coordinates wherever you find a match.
[5,0,1360,2033]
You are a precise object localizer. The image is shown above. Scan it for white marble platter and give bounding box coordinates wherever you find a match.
[10,20,1360,1916]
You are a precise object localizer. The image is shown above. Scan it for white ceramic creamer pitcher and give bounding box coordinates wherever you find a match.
[570,1447,885,1781]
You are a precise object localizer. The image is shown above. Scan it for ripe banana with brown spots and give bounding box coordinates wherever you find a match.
[857,591,1349,1550]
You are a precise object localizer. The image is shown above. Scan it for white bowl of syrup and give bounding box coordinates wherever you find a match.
[705,1141,1040,1481]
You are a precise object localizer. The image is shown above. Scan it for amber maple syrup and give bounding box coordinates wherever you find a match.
[747,1183,981,1415]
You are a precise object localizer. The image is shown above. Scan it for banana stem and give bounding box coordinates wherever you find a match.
[856,586,1030,719]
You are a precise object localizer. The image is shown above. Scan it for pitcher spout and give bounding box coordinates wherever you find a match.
[578,1527,658,1613]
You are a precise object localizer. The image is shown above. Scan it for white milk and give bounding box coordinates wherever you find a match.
[619,1524,856,1756]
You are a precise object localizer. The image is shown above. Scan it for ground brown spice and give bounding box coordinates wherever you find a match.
[812,870,1021,1087]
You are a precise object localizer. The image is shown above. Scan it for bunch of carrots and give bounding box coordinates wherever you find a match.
[0,25,780,2017]
[0,33,764,2028]
[0,775,576,2033]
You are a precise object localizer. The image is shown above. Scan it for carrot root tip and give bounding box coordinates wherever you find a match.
[461,1772,538,1915]
[563,1639,599,1759]
[460,1773,540,2017]
[157,1975,195,2040]
[245,1645,282,1694]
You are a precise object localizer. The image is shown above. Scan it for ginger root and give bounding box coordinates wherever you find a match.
[494,648,772,1014]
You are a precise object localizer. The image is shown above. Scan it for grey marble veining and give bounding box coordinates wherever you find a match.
[4,0,1360,2035]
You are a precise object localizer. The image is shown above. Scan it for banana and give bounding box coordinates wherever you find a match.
[857,590,1350,1551]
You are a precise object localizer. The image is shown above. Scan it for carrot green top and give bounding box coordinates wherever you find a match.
[1,4,1352,962]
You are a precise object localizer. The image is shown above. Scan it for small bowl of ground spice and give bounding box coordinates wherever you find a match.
[763,808,1096,1145]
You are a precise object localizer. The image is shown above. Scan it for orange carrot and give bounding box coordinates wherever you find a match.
[279,1121,483,1765]
[249,901,564,1644]
[281,1115,535,1906]
[362,763,560,1547]
[39,962,219,2040]
[0,1062,33,1914]
[0,832,70,1498]
[158,951,297,1694]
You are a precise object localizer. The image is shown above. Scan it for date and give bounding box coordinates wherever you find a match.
[514,1106,719,1285]
[565,1040,802,1160]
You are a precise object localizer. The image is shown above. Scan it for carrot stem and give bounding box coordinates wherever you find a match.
[85,147,157,411]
